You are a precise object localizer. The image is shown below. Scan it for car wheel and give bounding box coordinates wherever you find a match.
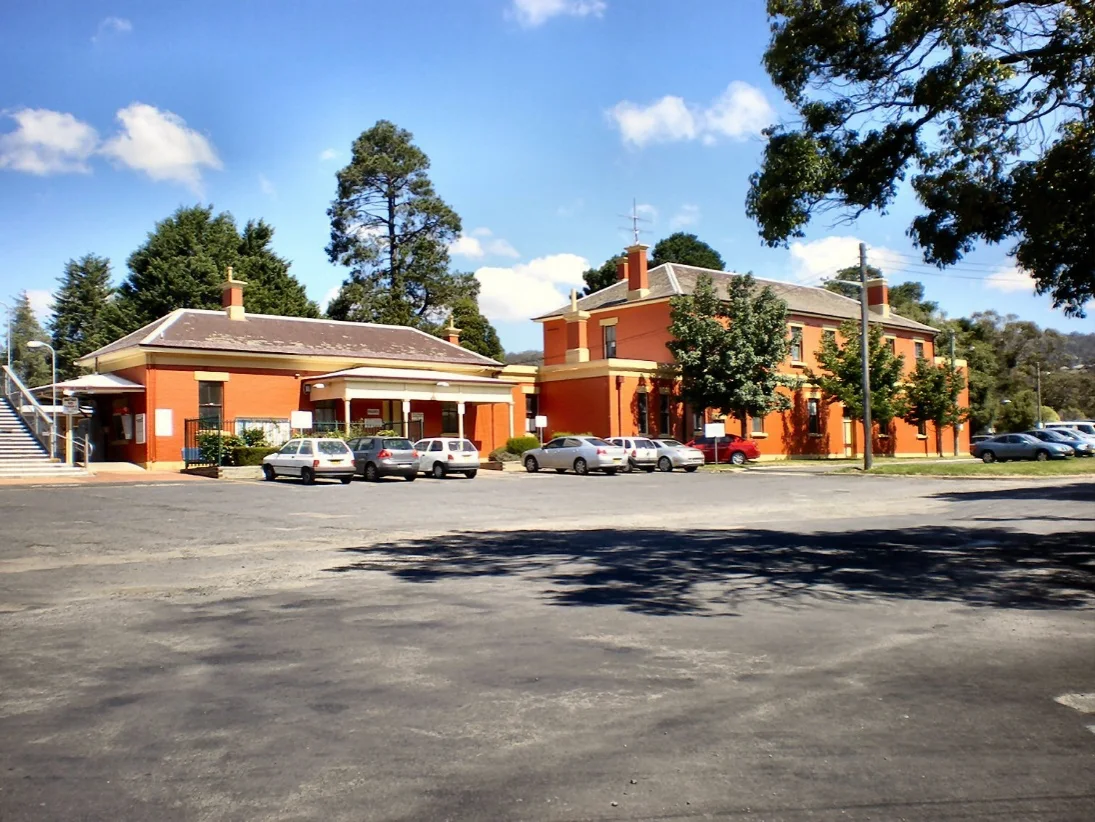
[524,456,539,473]
[730,450,746,466]
[301,467,315,485]
[262,464,276,482]
[364,463,380,482]
[340,476,353,485]
[404,474,416,482]
[658,456,673,472]
[981,451,995,464]
[464,470,477,479]
[684,466,698,473]
[1035,449,1049,462]
[574,457,589,476]
[432,462,447,479]
[603,468,617,476]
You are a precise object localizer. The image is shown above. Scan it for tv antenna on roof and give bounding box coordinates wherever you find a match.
[618,198,652,245]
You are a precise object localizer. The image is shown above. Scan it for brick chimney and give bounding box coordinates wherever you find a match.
[865,277,890,318]
[221,266,247,321]
[444,314,462,346]
[616,256,629,282]
[626,244,649,300]
[563,288,590,364]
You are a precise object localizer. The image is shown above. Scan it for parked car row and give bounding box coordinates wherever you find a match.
[970,423,1095,463]
[262,436,481,484]
[522,435,708,475]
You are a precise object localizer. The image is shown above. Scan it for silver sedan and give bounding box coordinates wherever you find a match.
[523,436,627,475]
[652,439,705,472]
[971,433,1073,463]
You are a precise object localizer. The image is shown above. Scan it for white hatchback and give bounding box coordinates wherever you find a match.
[607,437,659,472]
[262,438,356,485]
[413,437,480,479]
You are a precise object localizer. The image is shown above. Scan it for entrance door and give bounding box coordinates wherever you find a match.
[843,417,854,457]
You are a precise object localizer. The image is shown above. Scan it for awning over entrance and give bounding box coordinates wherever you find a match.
[34,374,145,395]
[304,366,512,405]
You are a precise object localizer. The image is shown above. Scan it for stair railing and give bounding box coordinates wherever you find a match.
[2,365,55,458]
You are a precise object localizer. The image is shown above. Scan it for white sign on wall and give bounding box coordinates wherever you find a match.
[704,421,726,439]
[535,415,548,429]
[154,409,173,437]
[410,412,425,422]
[290,410,313,430]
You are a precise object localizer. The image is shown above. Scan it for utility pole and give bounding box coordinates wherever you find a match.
[860,243,873,471]
[1035,361,1042,428]
[950,332,959,456]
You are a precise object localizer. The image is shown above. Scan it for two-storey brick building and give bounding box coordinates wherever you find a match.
[533,244,967,458]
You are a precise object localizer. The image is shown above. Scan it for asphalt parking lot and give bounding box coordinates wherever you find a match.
[1,470,1094,821]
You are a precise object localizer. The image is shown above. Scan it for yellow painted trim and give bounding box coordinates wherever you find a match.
[598,317,619,327]
[193,371,229,382]
[750,432,769,439]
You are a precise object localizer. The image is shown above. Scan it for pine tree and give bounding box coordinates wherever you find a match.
[116,205,318,331]
[808,321,906,432]
[899,357,966,456]
[446,295,504,361]
[7,292,52,387]
[325,120,470,326]
[50,255,119,379]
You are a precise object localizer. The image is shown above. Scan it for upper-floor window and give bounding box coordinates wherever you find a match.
[884,337,897,355]
[789,326,804,362]
[914,341,925,360]
[603,324,617,358]
[822,329,836,347]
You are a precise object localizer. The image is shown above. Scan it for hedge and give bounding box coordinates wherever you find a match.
[505,435,540,455]
[232,446,280,466]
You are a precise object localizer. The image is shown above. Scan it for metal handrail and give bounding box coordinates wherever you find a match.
[2,365,55,455]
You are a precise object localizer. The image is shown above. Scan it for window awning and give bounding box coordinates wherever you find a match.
[32,374,146,395]
[304,366,513,405]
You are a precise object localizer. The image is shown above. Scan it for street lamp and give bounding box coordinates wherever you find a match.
[26,340,56,457]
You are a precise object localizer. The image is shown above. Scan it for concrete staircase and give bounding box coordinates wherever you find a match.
[0,398,86,479]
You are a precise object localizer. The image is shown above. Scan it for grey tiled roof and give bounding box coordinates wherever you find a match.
[80,310,502,366]
[536,264,938,333]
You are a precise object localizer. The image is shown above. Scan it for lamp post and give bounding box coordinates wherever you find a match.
[26,340,56,457]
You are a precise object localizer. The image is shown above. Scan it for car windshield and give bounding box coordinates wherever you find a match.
[383,438,414,450]
[658,439,683,448]
[318,440,351,455]
[583,437,612,447]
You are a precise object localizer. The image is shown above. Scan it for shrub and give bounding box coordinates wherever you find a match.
[239,427,268,447]
[489,447,519,463]
[377,429,398,437]
[231,446,279,466]
[505,435,540,455]
[197,431,242,465]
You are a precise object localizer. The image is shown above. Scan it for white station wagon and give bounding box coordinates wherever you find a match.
[413,438,480,479]
[262,438,356,485]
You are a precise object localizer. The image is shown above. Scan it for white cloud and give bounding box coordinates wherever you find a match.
[318,148,338,161]
[0,108,99,175]
[510,0,606,27]
[100,103,221,191]
[608,81,774,147]
[670,204,700,229]
[319,285,341,313]
[449,228,520,259]
[986,263,1035,293]
[92,17,132,43]
[635,203,658,222]
[474,253,589,321]
[788,236,904,285]
[26,289,53,322]
[258,173,276,197]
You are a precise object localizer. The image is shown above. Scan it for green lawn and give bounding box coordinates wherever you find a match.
[847,459,1095,477]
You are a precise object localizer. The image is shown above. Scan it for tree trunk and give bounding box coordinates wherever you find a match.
[740,414,748,439]
[387,186,401,320]
[935,423,943,458]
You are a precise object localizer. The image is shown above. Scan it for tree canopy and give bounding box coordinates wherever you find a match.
[116,205,318,331]
[581,258,619,296]
[445,293,504,361]
[50,255,126,379]
[326,120,473,326]
[822,267,940,325]
[5,292,52,387]
[748,0,1095,317]
[900,357,966,455]
[808,321,906,430]
[667,272,791,434]
[651,232,725,270]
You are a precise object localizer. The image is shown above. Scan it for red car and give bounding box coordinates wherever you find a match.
[685,434,760,465]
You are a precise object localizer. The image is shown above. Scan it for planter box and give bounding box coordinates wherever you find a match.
[484,460,524,472]
[181,465,263,480]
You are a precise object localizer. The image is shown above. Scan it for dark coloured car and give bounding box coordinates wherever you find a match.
[1025,428,1094,457]
[348,436,419,481]
[686,434,761,465]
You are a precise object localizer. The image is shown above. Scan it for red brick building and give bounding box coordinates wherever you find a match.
[77,250,967,469]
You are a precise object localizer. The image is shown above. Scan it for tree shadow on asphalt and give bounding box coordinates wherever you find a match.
[930,483,1095,504]
[327,525,1095,616]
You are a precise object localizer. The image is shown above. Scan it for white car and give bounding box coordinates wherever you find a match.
[262,438,356,484]
[652,439,705,473]
[413,437,480,479]
[607,437,658,472]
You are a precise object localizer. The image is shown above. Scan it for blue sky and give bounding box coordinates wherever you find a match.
[1,0,1090,352]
